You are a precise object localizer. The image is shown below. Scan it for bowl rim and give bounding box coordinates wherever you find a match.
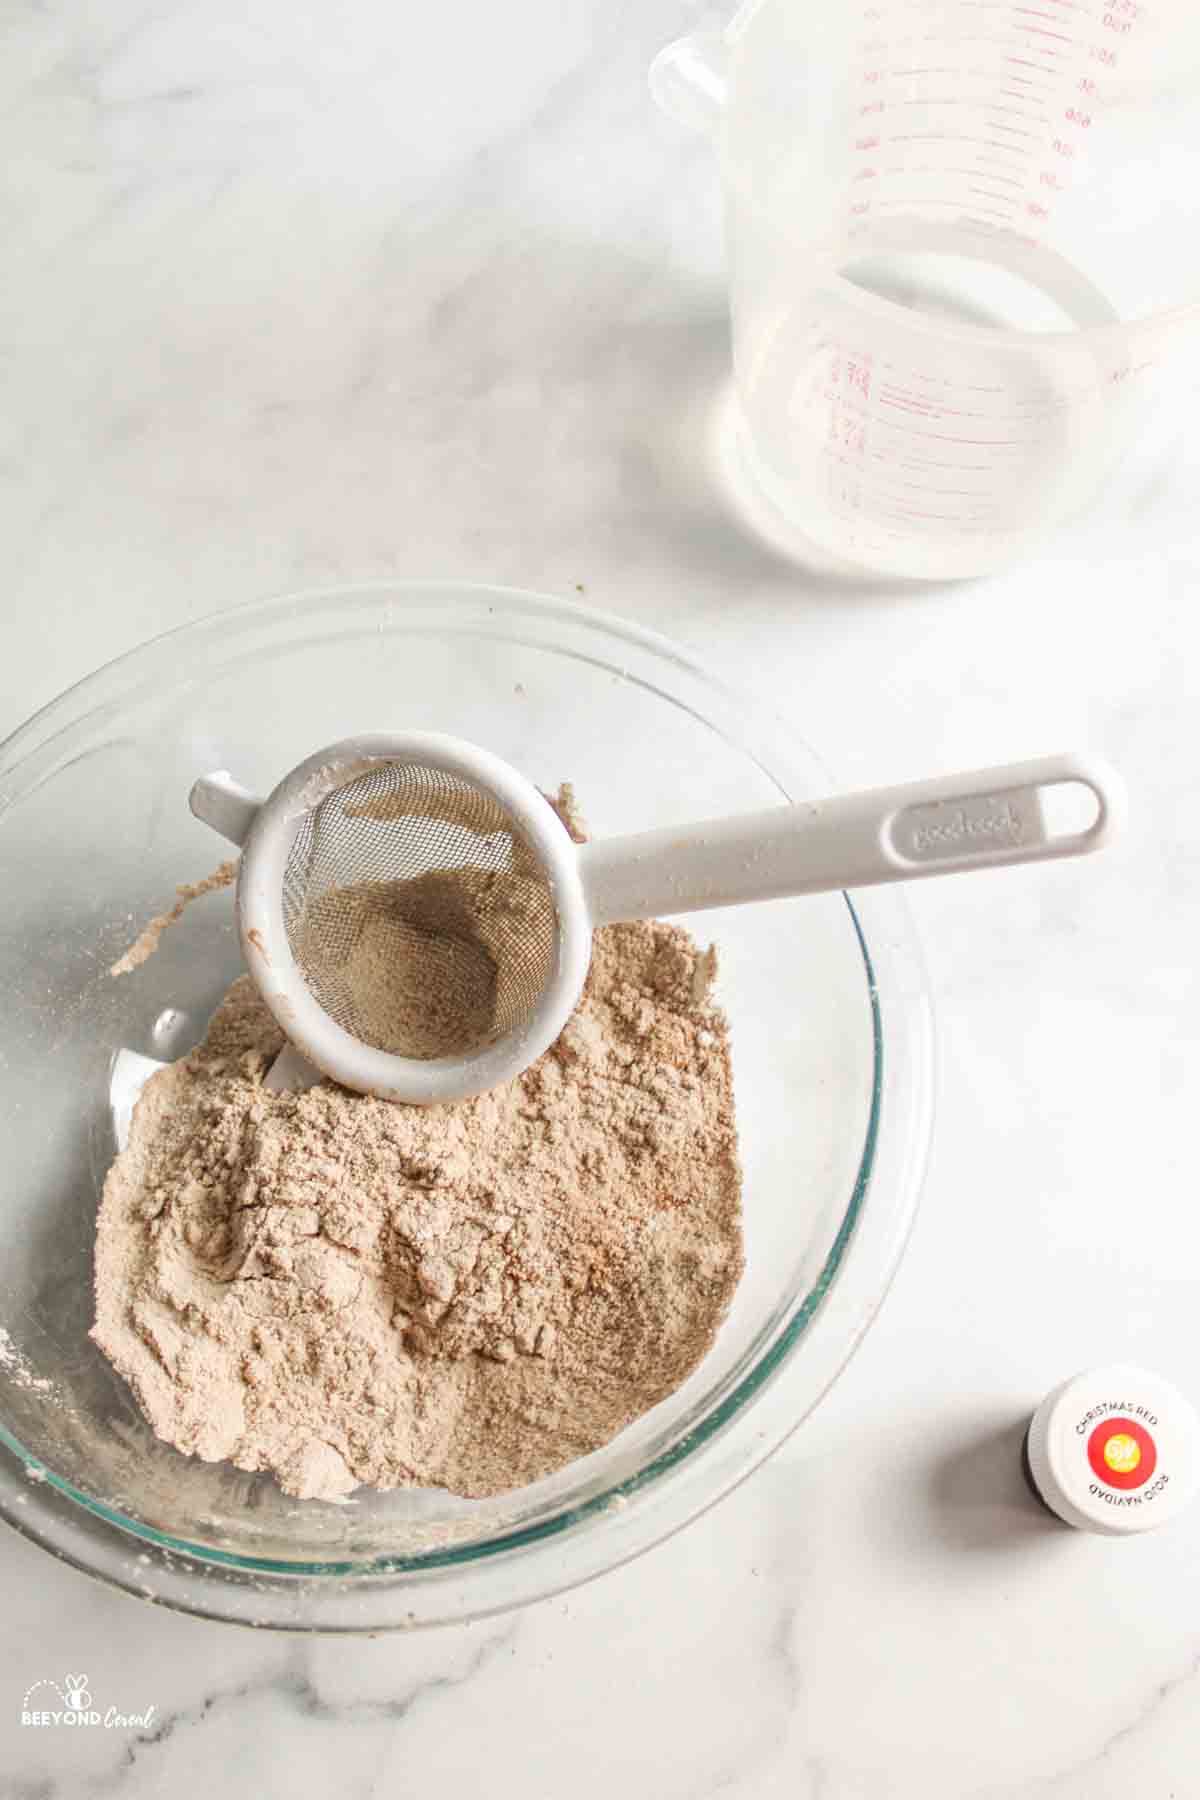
[0,580,935,1630]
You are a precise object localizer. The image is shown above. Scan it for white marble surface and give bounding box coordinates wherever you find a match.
[4,1,1200,1794]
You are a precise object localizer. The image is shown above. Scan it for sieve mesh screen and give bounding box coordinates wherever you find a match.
[281,764,558,1062]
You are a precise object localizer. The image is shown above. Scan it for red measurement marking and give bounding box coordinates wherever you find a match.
[879,393,1008,425]
[877,387,941,404]
[869,502,995,528]
[888,164,1024,188]
[886,134,1024,155]
[869,198,999,215]
[875,479,992,499]
[878,363,935,382]
[1012,5,1073,25]
[880,363,1006,395]
[872,415,1030,447]
[867,504,982,524]
[874,455,995,474]
[972,164,1027,189]
[873,471,993,496]
[870,475,987,499]
[880,403,944,424]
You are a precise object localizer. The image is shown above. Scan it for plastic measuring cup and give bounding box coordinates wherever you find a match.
[652,0,1200,578]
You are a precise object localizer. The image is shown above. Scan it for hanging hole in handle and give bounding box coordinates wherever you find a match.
[1038,778,1103,844]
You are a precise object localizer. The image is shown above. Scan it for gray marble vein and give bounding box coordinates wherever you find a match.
[985,1645,1200,1799]
[106,1625,519,1798]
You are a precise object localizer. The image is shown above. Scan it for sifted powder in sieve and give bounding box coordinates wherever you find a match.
[293,867,556,1060]
[283,769,560,1061]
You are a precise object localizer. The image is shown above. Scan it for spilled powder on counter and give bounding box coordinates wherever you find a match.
[91,789,743,1501]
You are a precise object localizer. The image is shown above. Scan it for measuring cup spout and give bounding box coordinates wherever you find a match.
[649,31,729,134]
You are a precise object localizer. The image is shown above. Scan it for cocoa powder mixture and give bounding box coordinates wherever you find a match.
[293,866,557,1060]
[93,797,744,1502]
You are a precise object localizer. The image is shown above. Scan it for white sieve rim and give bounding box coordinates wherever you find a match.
[235,733,592,1104]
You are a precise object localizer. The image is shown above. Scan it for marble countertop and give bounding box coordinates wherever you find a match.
[4,1,1200,1794]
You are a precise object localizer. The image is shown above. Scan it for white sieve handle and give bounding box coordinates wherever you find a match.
[189,772,263,847]
[577,752,1124,927]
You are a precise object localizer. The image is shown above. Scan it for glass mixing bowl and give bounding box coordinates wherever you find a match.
[0,585,933,1630]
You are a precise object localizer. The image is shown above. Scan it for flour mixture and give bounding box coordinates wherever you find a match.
[93,795,744,1502]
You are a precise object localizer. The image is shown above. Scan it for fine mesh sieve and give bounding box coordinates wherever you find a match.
[190,735,1121,1104]
[281,764,559,1061]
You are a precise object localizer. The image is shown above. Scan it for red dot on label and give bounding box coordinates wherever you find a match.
[1087,1417,1157,1490]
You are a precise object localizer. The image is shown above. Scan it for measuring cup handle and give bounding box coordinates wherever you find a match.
[189,771,263,849]
[578,752,1125,925]
[649,31,729,134]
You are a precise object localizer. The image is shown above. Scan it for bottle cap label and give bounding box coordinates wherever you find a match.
[1027,1366,1198,1535]
[1087,1418,1157,1490]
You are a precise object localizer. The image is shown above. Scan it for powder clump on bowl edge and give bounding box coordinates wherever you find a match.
[91,796,744,1502]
